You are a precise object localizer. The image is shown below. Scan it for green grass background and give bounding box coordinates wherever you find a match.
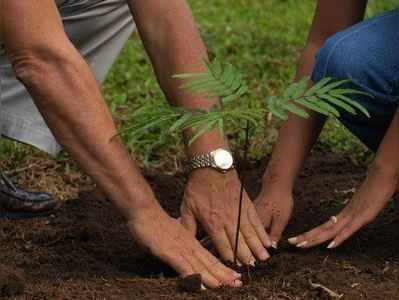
[1,0,397,167]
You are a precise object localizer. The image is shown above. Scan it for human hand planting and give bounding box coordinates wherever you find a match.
[288,165,398,249]
[254,188,294,248]
[127,204,242,288]
[180,168,272,265]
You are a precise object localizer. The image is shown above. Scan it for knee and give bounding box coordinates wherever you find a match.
[312,33,367,84]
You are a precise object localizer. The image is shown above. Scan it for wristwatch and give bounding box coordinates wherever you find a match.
[188,148,234,173]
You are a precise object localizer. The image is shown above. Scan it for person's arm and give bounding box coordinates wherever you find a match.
[289,112,398,249]
[127,0,224,156]
[0,0,241,288]
[127,0,272,265]
[255,0,368,246]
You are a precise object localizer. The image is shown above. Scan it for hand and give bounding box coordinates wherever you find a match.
[127,205,242,288]
[254,188,294,248]
[288,165,398,249]
[180,168,271,265]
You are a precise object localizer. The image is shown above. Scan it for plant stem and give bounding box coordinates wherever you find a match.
[233,119,251,265]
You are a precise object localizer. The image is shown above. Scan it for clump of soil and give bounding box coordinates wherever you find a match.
[178,274,202,293]
[1,147,399,299]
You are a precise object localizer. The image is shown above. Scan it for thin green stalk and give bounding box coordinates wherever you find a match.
[234,119,251,265]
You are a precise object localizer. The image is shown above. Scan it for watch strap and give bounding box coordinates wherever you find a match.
[188,153,215,172]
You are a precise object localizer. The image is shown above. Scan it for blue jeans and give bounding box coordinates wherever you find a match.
[312,9,399,152]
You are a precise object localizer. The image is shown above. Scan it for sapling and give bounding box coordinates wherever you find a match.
[120,58,370,265]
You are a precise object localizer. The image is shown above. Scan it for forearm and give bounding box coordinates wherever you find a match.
[15,53,159,220]
[263,0,367,192]
[263,46,325,192]
[128,0,225,157]
[370,112,399,182]
[1,0,160,221]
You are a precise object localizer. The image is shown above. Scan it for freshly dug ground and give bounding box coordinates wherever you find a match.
[1,147,399,300]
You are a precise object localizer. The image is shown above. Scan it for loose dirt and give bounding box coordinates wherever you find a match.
[1,147,398,299]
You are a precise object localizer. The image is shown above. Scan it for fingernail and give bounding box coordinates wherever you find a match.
[249,259,256,267]
[233,272,241,278]
[296,241,308,248]
[288,237,298,244]
[260,250,270,261]
[327,241,336,249]
[236,261,242,267]
[271,241,278,249]
[201,284,207,290]
[233,279,243,287]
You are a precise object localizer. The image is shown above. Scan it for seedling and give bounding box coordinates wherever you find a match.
[121,58,370,264]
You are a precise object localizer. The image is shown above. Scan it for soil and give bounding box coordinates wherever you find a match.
[1,147,399,300]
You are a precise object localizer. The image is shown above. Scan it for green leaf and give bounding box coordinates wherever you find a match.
[311,97,340,117]
[304,77,332,96]
[317,79,350,94]
[319,94,357,115]
[330,93,371,117]
[169,113,192,132]
[295,98,331,117]
[188,120,218,145]
[283,102,310,118]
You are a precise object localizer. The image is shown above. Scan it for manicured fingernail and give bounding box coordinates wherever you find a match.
[297,241,308,248]
[233,279,243,287]
[271,241,278,249]
[236,261,242,267]
[201,284,207,290]
[259,250,270,261]
[249,259,256,267]
[288,237,298,244]
[327,241,336,249]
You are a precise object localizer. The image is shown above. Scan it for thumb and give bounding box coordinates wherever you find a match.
[180,205,198,236]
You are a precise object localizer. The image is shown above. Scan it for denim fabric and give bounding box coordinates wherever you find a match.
[312,9,399,152]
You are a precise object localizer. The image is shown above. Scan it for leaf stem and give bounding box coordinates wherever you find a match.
[233,119,251,265]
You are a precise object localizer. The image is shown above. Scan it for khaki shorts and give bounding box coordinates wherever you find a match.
[0,0,135,155]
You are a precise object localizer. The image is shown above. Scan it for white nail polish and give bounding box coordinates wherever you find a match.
[297,241,308,248]
[234,279,243,287]
[201,284,207,290]
[249,259,256,267]
[288,237,298,244]
[327,241,336,249]
[271,241,278,249]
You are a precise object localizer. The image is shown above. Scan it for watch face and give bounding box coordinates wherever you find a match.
[213,149,233,170]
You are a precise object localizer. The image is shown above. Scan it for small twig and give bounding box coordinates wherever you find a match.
[3,163,40,176]
[234,120,250,265]
[309,279,344,299]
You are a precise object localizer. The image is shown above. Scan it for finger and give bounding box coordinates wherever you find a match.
[210,229,235,263]
[248,206,273,248]
[163,251,195,278]
[288,216,350,248]
[240,222,270,261]
[186,251,223,289]
[301,223,344,248]
[196,246,242,288]
[329,215,371,249]
[180,206,198,236]
[225,226,255,266]
[269,213,289,247]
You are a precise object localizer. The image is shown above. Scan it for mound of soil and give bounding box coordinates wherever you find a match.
[1,148,399,299]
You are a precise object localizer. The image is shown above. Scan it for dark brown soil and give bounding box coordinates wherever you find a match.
[1,147,399,299]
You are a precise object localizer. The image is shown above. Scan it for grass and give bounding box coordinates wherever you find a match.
[0,0,397,167]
